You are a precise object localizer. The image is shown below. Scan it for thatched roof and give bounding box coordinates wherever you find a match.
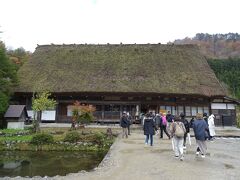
[16,44,226,97]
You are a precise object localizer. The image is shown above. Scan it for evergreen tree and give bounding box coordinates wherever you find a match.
[0,41,18,124]
[208,58,240,99]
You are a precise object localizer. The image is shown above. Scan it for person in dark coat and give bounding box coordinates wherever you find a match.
[143,113,156,146]
[127,112,132,135]
[166,111,174,123]
[203,112,211,140]
[120,112,129,138]
[193,113,209,158]
[180,113,190,149]
[190,117,195,128]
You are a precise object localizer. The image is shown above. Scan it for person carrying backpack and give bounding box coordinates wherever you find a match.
[170,115,186,161]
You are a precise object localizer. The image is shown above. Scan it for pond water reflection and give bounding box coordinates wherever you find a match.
[0,151,105,177]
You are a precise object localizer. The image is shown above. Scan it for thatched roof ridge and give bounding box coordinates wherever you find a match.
[16,44,226,97]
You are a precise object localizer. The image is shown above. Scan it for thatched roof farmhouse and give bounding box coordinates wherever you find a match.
[14,44,238,126]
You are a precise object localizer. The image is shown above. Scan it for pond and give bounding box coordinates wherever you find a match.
[0,151,105,177]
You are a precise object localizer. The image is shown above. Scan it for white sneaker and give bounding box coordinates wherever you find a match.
[201,154,205,158]
[196,152,200,156]
[183,146,186,150]
[180,156,184,161]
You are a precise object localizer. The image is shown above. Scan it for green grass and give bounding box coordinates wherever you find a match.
[0,128,29,134]
[0,135,33,142]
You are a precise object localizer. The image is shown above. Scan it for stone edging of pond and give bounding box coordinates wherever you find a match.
[0,137,118,180]
[0,140,113,152]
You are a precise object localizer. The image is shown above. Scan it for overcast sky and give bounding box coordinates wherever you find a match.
[0,0,239,52]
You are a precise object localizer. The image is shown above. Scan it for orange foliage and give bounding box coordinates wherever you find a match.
[71,101,96,113]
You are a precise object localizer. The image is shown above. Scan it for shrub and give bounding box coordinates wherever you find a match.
[30,133,54,145]
[92,132,106,147]
[64,131,80,143]
[24,126,35,133]
[237,106,240,128]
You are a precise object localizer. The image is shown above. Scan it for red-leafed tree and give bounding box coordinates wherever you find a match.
[70,101,96,129]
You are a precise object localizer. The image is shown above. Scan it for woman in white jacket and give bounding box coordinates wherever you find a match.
[208,114,216,140]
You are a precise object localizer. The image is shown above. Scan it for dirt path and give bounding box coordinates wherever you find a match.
[53,129,240,180]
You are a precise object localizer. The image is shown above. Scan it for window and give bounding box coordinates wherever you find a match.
[197,107,203,114]
[112,105,120,112]
[95,105,102,111]
[177,106,184,115]
[203,106,209,115]
[160,106,166,110]
[185,106,191,116]
[191,107,197,116]
[166,106,171,113]
[67,106,73,116]
[171,106,176,115]
[104,105,111,111]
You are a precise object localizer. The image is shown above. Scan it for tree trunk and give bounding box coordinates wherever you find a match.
[36,111,41,132]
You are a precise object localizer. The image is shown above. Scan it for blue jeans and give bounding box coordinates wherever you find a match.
[145,134,153,146]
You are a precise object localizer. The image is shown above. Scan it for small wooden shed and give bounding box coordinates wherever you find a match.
[4,105,29,129]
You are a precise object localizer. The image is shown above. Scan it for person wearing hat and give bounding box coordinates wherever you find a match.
[120,111,129,138]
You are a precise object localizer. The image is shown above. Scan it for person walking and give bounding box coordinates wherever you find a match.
[154,114,161,136]
[160,112,170,139]
[166,111,174,123]
[203,113,211,140]
[193,113,209,158]
[143,113,156,146]
[208,114,216,140]
[180,113,190,149]
[190,117,195,129]
[120,112,129,138]
[127,112,132,135]
[170,115,186,161]
[166,111,174,135]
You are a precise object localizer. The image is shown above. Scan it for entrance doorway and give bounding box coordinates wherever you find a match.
[140,104,158,114]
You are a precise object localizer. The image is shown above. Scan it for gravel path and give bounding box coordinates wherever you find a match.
[63,129,240,180]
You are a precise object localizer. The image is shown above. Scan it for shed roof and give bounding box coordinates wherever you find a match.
[4,105,28,118]
[16,44,226,97]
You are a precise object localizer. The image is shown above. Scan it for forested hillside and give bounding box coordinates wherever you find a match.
[174,33,240,58]
[208,58,240,99]
[174,33,240,99]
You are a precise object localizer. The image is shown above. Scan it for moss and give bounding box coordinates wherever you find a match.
[16,44,225,97]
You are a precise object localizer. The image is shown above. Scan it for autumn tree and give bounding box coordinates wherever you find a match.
[7,47,31,68]
[70,101,95,129]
